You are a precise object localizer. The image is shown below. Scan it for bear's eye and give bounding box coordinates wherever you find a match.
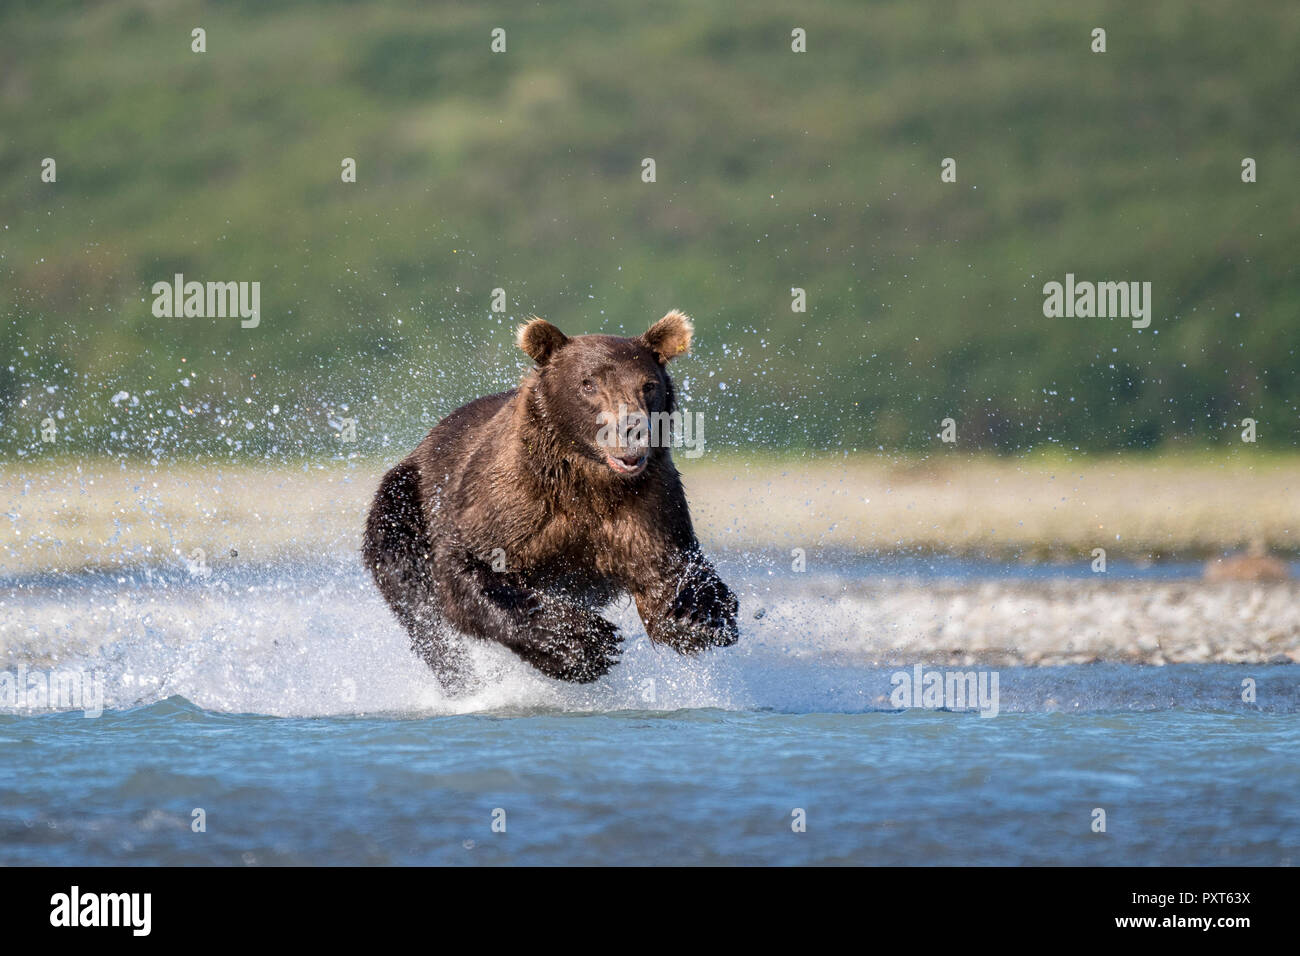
[642,381,658,395]
[580,379,597,395]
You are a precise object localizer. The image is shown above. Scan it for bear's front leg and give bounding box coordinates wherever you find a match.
[635,552,739,653]
[435,546,622,682]
[509,594,623,683]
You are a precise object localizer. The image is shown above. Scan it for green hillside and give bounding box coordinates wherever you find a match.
[2,0,1297,459]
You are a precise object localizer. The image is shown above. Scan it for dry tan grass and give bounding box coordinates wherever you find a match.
[681,453,1300,561]
[1,453,1297,574]
[1,461,376,574]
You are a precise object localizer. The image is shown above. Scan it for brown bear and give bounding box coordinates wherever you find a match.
[362,310,739,688]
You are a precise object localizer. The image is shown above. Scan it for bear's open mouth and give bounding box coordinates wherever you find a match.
[605,452,648,475]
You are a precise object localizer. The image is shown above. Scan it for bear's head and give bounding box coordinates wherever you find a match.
[516,310,694,478]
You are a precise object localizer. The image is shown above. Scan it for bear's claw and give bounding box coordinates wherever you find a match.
[663,570,740,651]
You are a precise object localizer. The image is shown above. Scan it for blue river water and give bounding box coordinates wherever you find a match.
[1,688,1296,866]
[0,558,1296,865]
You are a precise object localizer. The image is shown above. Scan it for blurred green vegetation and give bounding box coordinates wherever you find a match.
[1,0,1297,461]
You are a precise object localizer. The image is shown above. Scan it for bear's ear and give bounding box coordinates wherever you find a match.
[641,310,693,364]
[516,317,569,365]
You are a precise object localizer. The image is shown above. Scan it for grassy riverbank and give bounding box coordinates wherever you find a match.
[3,451,1296,574]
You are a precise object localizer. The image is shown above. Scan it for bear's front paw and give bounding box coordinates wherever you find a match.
[526,615,623,683]
[662,574,740,652]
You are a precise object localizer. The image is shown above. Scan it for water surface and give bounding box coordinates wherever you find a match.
[1,559,1294,865]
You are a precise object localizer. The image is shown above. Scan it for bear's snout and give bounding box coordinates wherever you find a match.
[593,401,654,475]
